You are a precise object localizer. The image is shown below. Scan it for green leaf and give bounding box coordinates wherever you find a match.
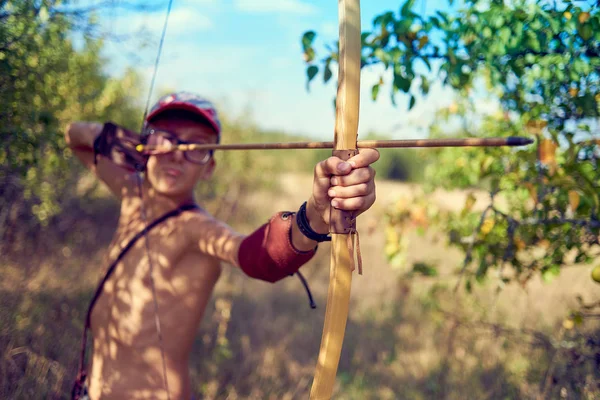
[499,27,511,45]
[526,31,541,52]
[412,262,438,276]
[361,32,372,45]
[303,47,315,63]
[390,85,399,106]
[578,23,593,41]
[436,11,449,25]
[324,62,333,83]
[372,83,380,101]
[483,26,492,38]
[393,72,411,93]
[492,15,505,29]
[421,76,430,94]
[542,265,561,283]
[525,53,536,64]
[409,95,416,110]
[306,66,318,90]
[420,56,431,72]
[400,0,416,18]
[301,31,316,51]
[374,48,391,67]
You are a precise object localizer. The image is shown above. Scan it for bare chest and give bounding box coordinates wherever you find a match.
[89,215,221,346]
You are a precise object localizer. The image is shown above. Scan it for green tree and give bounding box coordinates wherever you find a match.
[302,0,599,287]
[1,0,145,253]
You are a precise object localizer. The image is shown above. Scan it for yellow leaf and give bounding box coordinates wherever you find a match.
[481,218,495,235]
[418,35,429,49]
[480,156,494,173]
[563,318,574,330]
[564,11,572,20]
[538,239,551,249]
[539,139,557,166]
[385,242,400,257]
[410,206,428,227]
[568,87,579,97]
[578,12,590,24]
[448,102,459,114]
[394,197,409,213]
[591,265,600,284]
[514,238,526,250]
[568,190,580,211]
[525,119,547,134]
[385,226,400,244]
[463,193,477,215]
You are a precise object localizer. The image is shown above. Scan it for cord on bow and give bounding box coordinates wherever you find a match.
[346,216,362,275]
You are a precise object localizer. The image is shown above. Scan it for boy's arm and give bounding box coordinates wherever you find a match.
[65,122,141,198]
[187,208,322,283]
[188,150,379,282]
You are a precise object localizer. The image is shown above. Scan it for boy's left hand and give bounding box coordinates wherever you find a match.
[307,148,380,233]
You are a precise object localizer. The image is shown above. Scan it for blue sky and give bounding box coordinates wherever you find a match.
[95,0,470,140]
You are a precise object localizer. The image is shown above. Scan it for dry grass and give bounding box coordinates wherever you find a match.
[1,174,599,399]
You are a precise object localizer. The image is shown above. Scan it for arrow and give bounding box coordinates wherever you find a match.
[136,136,533,153]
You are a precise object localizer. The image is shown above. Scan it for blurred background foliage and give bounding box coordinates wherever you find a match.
[303,0,599,287]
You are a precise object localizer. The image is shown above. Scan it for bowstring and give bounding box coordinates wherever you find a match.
[141,0,175,129]
[137,1,175,399]
[137,176,171,400]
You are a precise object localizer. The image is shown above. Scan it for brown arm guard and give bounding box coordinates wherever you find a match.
[238,211,317,283]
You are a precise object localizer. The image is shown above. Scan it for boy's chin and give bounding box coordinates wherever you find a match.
[152,181,195,199]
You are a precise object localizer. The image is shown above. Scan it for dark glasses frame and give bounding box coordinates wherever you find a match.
[141,128,214,165]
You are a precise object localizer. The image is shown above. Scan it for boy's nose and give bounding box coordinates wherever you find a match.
[166,149,185,163]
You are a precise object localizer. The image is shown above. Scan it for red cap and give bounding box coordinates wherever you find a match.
[145,91,221,141]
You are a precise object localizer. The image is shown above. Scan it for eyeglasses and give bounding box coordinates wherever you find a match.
[142,128,214,165]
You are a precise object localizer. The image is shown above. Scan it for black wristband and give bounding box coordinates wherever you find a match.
[296,201,331,242]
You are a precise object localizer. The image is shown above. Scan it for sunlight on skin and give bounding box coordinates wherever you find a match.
[88,204,226,400]
[68,118,238,399]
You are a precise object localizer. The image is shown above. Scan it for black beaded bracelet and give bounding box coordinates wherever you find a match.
[296,201,331,242]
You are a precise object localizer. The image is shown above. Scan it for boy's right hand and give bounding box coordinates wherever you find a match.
[93,122,148,172]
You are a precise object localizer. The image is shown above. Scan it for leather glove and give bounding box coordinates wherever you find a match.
[93,122,148,172]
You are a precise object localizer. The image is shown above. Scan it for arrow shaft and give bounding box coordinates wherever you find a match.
[137,137,533,152]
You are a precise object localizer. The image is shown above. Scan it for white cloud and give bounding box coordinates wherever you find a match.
[320,21,338,38]
[145,44,260,83]
[269,55,294,69]
[111,7,213,37]
[234,0,317,15]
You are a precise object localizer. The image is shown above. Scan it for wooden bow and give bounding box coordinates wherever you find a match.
[309,0,362,398]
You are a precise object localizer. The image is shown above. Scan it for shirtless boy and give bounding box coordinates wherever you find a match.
[65,91,379,399]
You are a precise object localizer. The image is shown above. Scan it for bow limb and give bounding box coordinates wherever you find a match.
[309,0,361,399]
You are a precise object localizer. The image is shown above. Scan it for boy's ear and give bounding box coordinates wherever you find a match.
[200,158,216,180]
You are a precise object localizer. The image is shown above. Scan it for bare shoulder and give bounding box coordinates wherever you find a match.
[181,209,245,267]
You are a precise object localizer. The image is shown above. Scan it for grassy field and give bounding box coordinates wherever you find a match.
[1,173,599,399]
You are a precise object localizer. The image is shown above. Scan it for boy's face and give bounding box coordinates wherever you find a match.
[145,117,218,198]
